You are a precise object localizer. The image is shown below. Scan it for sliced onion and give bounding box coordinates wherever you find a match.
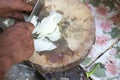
[32,11,62,38]
[30,15,38,26]
[34,38,57,52]
[46,26,61,41]
[32,11,63,52]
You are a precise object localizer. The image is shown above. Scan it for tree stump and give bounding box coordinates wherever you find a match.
[29,0,95,72]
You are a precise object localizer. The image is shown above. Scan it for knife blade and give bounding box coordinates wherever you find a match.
[27,0,43,22]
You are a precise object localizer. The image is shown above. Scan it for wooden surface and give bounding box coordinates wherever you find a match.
[29,0,95,72]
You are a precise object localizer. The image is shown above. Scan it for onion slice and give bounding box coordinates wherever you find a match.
[32,11,63,52]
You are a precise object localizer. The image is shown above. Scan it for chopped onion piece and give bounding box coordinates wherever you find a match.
[32,11,62,38]
[32,11,63,52]
[46,26,61,41]
[34,38,57,52]
[30,15,38,26]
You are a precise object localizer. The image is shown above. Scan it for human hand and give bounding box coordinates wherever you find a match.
[0,0,33,20]
[0,22,34,63]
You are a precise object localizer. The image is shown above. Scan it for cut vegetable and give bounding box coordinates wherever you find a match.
[32,11,62,39]
[34,38,57,51]
[32,11,63,52]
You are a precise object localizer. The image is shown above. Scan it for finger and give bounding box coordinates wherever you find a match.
[9,12,25,21]
[27,39,34,58]
[3,12,25,21]
[24,22,34,32]
[13,22,34,32]
[21,0,33,12]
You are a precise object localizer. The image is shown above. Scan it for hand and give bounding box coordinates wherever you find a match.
[0,0,33,20]
[0,22,34,63]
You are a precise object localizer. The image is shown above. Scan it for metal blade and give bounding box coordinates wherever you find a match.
[27,0,42,22]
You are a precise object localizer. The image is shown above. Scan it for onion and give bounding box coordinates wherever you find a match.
[46,25,61,41]
[32,11,62,38]
[34,38,57,51]
[30,15,38,26]
[32,11,63,52]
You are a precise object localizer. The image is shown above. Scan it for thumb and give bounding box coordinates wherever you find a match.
[25,22,34,32]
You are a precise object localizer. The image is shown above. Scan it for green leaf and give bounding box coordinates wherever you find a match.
[81,57,91,65]
[109,27,120,39]
[89,0,102,7]
[82,0,86,3]
[86,63,106,78]
[112,46,120,58]
[93,68,106,77]
[114,46,120,52]
[86,63,102,77]
[115,53,120,59]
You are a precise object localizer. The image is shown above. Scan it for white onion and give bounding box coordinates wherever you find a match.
[32,11,62,52]
[46,25,61,41]
[34,38,57,52]
[30,15,38,26]
[32,11,62,38]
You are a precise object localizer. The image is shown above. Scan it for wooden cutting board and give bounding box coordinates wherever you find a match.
[29,0,95,72]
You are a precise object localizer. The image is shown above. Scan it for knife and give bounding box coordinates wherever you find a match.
[27,0,44,22]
